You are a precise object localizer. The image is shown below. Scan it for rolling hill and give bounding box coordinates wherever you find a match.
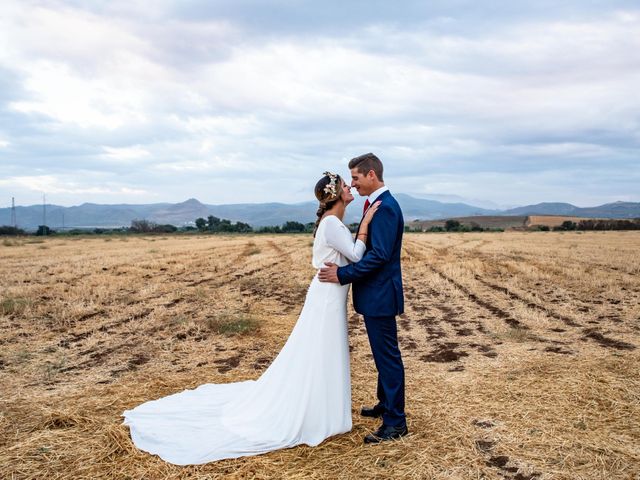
[503,201,640,218]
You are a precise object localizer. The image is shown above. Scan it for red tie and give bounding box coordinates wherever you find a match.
[363,199,370,215]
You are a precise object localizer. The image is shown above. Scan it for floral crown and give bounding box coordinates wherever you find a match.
[322,171,339,199]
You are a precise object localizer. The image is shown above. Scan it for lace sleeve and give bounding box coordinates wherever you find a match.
[324,216,366,263]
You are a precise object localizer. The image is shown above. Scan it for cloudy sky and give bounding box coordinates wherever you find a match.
[1,0,639,208]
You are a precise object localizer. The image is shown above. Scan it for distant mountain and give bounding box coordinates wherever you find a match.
[503,202,579,216]
[3,202,174,230]
[574,202,640,218]
[0,199,321,230]
[147,198,211,224]
[503,201,640,219]
[408,193,507,210]
[1,197,638,231]
[393,194,498,220]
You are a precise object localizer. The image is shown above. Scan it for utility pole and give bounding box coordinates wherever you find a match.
[11,197,16,228]
[43,193,47,235]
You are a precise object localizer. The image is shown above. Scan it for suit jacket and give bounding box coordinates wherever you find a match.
[337,190,404,317]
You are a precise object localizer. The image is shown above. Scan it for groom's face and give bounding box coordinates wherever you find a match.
[350,168,375,196]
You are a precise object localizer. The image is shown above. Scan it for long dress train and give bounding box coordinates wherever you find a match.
[123,215,365,464]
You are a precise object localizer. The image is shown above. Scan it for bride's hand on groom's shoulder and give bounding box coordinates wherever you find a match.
[363,201,381,224]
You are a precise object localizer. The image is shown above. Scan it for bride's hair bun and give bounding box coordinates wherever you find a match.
[313,172,342,237]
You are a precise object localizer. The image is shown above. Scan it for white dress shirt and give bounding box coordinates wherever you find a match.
[366,185,389,210]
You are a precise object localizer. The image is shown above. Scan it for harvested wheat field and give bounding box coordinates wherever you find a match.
[1,232,639,479]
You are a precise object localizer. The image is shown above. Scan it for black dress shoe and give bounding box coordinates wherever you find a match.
[360,405,385,418]
[364,424,409,444]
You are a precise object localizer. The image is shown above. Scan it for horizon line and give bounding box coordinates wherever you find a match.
[1,196,637,211]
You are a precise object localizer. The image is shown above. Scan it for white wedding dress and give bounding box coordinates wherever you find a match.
[123,215,366,465]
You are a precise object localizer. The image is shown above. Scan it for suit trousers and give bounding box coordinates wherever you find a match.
[363,314,406,427]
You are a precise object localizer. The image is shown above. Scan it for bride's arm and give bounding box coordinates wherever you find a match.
[324,217,366,263]
[325,203,380,263]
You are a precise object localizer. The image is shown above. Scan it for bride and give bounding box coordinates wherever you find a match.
[123,171,380,464]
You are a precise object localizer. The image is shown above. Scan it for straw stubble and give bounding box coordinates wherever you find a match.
[1,232,638,479]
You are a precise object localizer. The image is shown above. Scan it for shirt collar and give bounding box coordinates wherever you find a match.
[368,185,389,203]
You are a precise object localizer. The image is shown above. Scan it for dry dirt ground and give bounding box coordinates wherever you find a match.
[1,232,639,479]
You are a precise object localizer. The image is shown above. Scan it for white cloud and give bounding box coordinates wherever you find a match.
[8,56,158,129]
[181,115,261,136]
[496,142,622,159]
[0,1,638,206]
[0,3,148,66]
[102,145,151,161]
[0,174,148,196]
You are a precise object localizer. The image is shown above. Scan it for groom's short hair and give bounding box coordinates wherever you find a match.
[348,153,384,181]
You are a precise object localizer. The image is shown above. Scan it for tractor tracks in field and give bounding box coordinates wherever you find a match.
[406,240,574,329]
[58,308,153,349]
[404,239,636,353]
[403,280,500,367]
[452,260,636,351]
[497,250,639,279]
[405,241,528,331]
[471,275,581,328]
[45,241,291,380]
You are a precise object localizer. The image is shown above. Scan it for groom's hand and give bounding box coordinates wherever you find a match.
[318,262,339,283]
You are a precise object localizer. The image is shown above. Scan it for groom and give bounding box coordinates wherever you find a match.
[319,153,407,443]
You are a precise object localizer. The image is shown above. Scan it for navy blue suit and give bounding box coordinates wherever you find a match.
[337,190,406,427]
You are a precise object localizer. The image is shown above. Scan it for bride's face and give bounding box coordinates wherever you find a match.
[339,179,354,205]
